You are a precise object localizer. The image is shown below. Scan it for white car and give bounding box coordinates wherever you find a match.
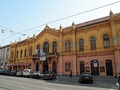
[30,71,43,78]
[23,69,33,77]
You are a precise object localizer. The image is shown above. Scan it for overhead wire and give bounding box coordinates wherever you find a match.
[0,25,26,35]
[20,0,120,33]
[0,0,120,45]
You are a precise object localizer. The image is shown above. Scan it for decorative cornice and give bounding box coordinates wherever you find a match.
[77,51,114,58]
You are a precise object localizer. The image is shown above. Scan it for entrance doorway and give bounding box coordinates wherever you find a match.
[43,61,48,73]
[52,61,57,73]
[80,61,85,74]
[36,62,39,71]
[91,60,99,75]
[106,60,113,76]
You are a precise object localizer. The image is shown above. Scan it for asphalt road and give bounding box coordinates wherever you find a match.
[0,75,118,90]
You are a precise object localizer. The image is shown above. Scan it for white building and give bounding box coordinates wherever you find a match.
[0,44,10,70]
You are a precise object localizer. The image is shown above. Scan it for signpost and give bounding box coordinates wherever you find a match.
[93,60,97,75]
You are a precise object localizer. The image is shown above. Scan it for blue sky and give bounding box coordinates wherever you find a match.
[0,0,120,46]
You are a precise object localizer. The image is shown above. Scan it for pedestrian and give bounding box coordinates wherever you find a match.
[69,68,72,78]
[118,73,120,90]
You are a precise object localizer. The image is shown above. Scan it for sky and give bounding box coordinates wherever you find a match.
[0,0,120,46]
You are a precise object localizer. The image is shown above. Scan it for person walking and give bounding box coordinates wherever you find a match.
[69,68,72,78]
[118,73,120,90]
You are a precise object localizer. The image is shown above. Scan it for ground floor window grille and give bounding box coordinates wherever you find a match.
[65,62,71,71]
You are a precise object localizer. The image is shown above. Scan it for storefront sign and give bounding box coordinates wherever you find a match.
[39,57,46,61]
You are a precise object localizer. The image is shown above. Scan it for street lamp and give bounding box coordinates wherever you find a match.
[1,29,5,33]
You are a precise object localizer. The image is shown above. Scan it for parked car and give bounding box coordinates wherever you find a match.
[43,71,56,80]
[30,71,43,78]
[23,69,33,77]
[4,70,11,75]
[79,73,93,83]
[0,69,5,75]
[10,70,18,76]
[16,71,23,77]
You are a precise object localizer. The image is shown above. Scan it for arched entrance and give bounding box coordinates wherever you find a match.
[52,61,57,73]
[91,60,99,75]
[36,62,39,71]
[105,60,113,76]
[80,61,85,74]
[43,61,48,73]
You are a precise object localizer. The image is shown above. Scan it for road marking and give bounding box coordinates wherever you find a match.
[0,87,11,90]
[55,79,59,82]
[74,80,78,85]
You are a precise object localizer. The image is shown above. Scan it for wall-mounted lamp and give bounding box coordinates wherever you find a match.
[100,60,103,63]
[86,61,88,64]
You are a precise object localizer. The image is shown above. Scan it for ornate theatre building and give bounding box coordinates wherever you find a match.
[8,11,120,76]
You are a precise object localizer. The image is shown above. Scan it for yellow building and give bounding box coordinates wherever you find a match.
[8,11,120,76]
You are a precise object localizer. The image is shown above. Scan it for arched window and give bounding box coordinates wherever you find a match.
[52,41,57,53]
[24,49,27,57]
[103,34,110,48]
[79,38,84,50]
[90,36,96,49]
[43,42,49,54]
[37,45,40,49]
[65,40,71,52]
[29,46,32,56]
[20,50,22,58]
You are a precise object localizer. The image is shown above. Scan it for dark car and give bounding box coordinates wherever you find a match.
[16,71,23,77]
[10,70,18,76]
[30,71,43,78]
[0,69,5,75]
[4,70,11,75]
[43,71,56,80]
[79,73,93,83]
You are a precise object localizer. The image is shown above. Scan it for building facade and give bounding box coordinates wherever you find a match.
[8,11,120,76]
[0,44,10,70]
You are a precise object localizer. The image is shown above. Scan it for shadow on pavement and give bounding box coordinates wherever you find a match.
[40,75,118,89]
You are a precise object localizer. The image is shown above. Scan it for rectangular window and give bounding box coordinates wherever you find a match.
[7,48,9,51]
[65,62,71,71]
[6,55,8,59]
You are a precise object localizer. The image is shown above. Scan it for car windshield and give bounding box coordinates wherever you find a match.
[34,71,39,73]
[23,69,30,72]
[82,74,91,76]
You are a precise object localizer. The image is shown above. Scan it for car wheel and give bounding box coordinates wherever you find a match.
[79,79,82,83]
[51,77,54,80]
[90,81,93,84]
[43,77,45,80]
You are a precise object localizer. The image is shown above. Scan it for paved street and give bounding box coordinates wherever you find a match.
[0,75,118,90]
[56,75,118,89]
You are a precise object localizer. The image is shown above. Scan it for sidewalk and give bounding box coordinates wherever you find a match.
[55,75,118,89]
[56,75,79,85]
[56,75,118,82]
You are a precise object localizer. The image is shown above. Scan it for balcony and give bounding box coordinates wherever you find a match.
[32,55,38,60]
[32,52,58,60]
[46,52,58,58]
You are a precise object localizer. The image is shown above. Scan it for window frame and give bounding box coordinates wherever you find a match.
[65,40,71,52]
[79,38,84,50]
[52,41,57,53]
[90,36,96,49]
[103,34,110,48]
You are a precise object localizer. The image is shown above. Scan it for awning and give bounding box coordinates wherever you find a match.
[7,64,13,66]
[12,63,30,66]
